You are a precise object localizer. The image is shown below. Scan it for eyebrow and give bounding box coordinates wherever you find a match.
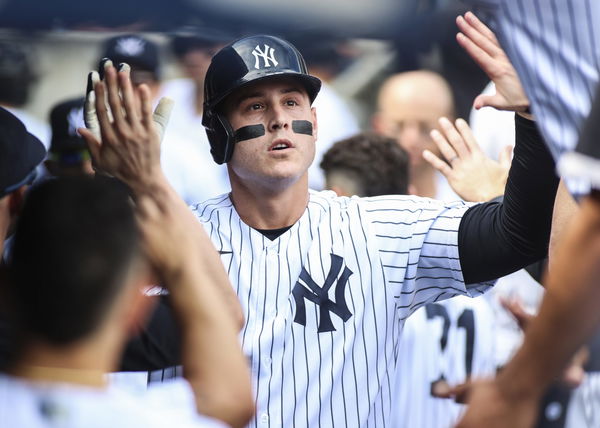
[235,86,304,105]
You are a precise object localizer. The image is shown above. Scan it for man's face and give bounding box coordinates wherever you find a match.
[224,76,317,188]
[375,77,453,170]
[378,103,443,169]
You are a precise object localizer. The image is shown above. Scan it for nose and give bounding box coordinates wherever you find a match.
[398,123,422,151]
[267,103,290,132]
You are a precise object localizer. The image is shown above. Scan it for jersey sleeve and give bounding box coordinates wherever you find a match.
[363,195,495,319]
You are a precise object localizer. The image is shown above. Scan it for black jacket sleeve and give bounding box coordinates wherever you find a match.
[119,295,182,371]
[458,114,559,284]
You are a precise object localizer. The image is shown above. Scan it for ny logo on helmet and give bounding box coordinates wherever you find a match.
[292,254,353,333]
[252,44,278,69]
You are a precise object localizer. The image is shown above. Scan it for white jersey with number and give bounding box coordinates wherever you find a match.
[192,190,493,427]
[391,295,497,428]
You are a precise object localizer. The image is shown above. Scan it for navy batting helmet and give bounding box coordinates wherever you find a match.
[202,35,321,164]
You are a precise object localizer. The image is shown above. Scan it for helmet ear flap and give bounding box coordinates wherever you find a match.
[204,111,236,165]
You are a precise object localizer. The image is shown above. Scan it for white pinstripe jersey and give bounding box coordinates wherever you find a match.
[466,0,600,190]
[192,190,494,427]
[391,295,497,428]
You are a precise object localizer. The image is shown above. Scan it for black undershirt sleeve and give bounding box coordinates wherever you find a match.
[458,114,559,285]
[119,295,181,371]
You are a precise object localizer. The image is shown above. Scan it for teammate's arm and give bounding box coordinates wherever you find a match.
[79,62,254,426]
[435,12,559,283]
[137,191,255,428]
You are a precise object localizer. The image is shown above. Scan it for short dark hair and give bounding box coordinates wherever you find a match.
[320,132,410,197]
[8,176,140,345]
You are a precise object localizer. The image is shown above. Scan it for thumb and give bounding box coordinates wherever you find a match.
[498,145,513,167]
[473,93,501,110]
[152,97,175,144]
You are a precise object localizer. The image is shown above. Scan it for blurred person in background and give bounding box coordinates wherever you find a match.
[0,107,46,371]
[320,132,410,197]
[100,34,229,204]
[0,42,50,150]
[44,97,93,177]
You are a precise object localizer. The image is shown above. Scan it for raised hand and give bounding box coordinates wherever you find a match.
[457,12,529,113]
[423,117,511,202]
[79,60,173,192]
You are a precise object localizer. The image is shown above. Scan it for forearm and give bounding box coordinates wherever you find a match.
[167,260,253,428]
[459,114,559,283]
[496,193,600,397]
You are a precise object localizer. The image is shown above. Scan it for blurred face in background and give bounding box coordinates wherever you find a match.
[373,71,455,170]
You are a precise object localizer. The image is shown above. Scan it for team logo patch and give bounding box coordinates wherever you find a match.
[67,107,85,137]
[292,253,353,332]
[252,44,278,69]
[115,37,146,56]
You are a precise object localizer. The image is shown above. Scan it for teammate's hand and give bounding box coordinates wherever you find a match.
[501,297,589,389]
[455,377,539,428]
[79,60,174,191]
[456,12,530,114]
[423,117,511,202]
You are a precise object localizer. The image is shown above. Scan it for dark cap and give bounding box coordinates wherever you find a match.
[101,34,160,78]
[49,97,86,153]
[171,26,233,58]
[0,107,46,197]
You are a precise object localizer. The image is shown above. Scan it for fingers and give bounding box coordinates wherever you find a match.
[138,84,153,131]
[423,149,453,177]
[93,76,118,145]
[77,127,101,161]
[117,63,141,126]
[103,60,129,134]
[152,97,175,143]
[473,93,496,110]
[84,74,101,140]
[456,32,499,79]
[457,14,502,58]
[454,118,481,153]
[438,117,471,158]
[464,11,500,47]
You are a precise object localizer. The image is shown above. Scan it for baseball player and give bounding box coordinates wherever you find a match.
[320,133,498,428]
[81,26,558,427]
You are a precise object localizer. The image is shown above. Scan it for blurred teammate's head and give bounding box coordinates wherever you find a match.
[373,70,455,170]
[8,177,143,347]
[0,42,36,107]
[45,97,93,177]
[101,34,161,98]
[320,132,410,197]
[171,30,230,87]
[0,107,45,244]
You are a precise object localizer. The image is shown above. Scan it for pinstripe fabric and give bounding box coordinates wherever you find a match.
[192,191,493,427]
[466,0,600,190]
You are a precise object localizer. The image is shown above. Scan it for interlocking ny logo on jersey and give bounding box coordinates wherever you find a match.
[252,44,278,69]
[293,254,353,332]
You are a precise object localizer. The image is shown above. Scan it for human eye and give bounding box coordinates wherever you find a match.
[249,102,264,111]
[285,99,299,107]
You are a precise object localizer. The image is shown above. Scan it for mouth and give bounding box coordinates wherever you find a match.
[269,138,294,151]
